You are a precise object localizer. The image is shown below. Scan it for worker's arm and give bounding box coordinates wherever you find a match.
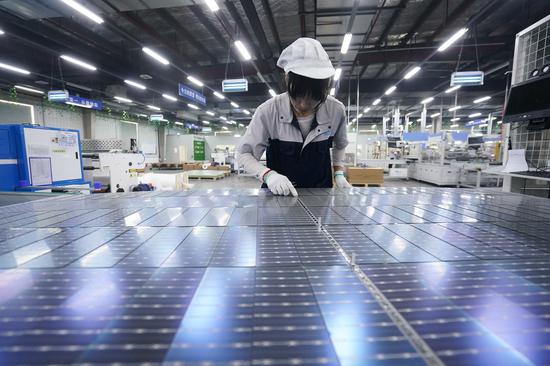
[332,108,351,187]
[237,107,270,181]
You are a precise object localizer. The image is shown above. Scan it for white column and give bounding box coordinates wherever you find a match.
[421,105,427,132]
[382,116,389,136]
[404,115,410,133]
[487,113,493,135]
[393,108,400,135]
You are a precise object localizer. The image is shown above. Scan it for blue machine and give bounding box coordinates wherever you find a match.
[0,124,87,191]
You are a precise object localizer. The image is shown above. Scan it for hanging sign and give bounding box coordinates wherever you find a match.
[66,95,102,110]
[178,84,206,106]
[222,78,248,92]
[150,114,164,121]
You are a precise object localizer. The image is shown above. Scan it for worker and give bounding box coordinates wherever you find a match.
[237,38,351,196]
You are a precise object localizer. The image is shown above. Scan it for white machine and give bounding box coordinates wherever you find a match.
[84,153,146,192]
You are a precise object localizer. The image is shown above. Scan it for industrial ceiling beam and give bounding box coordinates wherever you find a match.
[188,5,231,52]
[399,0,444,46]
[309,5,405,17]
[299,0,306,37]
[259,0,282,54]
[427,0,476,42]
[375,0,409,47]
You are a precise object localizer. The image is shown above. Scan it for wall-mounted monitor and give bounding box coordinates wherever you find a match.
[503,73,550,124]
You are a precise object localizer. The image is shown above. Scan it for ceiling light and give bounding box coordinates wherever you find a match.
[445,85,461,93]
[364,107,371,113]
[222,126,228,130]
[60,55,96,71]
[438,28,468,52]
[238,123,244,127]
[0,61,30,75]
[147,105,160,111]
[473,96,491,104]
[268,89,277,97]
[497,120,502,125]
[206,111,215,116]
[231,101,239,108]
[187,76,203,87]
[229,120,236,125]
[417,119,422,122]
[448,106,462,112]
[142,47,170,65]
[333,68,342,81]
[124,79,146,90]
[450,124,459,128]
[357,114,363,119]
[0,29,4,35]
[426,124,433,128]
[371,124,376,129]
[341,33,352,54]
[162,93,177,101]
[478,123,488,128]
[15,85,43,94]
[372,98,381,106]
[329,87,335,96]
[469,113,482,118]
[431,113,441,118]
[213,91,225,99]
[385,85,397,95]
[202,121,210,125]
[114,96,132,103]
[175,121,183,126]
[188,103,199,110]
[450,117,461,122]
[421,97,434,104]
[205,0,220,12]
[243,109,251,115]
[220,116,227,121]
[60,0,104,24]
[404,66,421,80]
[234,40,252,60]
[352,118,357,122]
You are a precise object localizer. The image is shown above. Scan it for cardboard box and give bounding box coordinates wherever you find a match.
[347,167,384,186]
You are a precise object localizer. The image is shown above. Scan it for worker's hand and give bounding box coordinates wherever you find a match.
[334,172,352,188]
[264,171,298,196]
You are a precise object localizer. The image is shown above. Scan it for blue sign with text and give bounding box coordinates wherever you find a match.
[178,84,206,106]
[67,95,102,110]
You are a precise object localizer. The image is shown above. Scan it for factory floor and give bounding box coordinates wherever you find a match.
[0,187,549,365]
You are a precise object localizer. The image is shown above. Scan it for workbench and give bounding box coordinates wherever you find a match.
[0,187,549,365]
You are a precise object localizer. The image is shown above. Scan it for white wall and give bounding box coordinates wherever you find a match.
[35,106,84,132]
[164,132,242,163]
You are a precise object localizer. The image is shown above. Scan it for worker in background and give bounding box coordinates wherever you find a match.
[237,38,351,196]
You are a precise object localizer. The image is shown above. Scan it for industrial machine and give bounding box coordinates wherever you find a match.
[0,124,88,192]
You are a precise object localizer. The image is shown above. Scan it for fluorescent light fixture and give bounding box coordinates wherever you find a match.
[124,79,146,90]
[213,91,225,99]
[372,98,381,106]
[60,0,104,24]
[426,124,433,128]
[243,109,251,115]
[333,68,342,81]
[431,113,441,118]
[448,106,462,112]
[474,96,491,104]
[222,126,228,130]
[175,121,184,126]
[341,33,352,54]
[469,113,482,118]
[497,120,502,125]
[445,85,461,93]
[206,110,215,116]
[329,87,335,96]
[188,103,199,110]
[421,97,434,104]
[15,85,43,94]
[142,47,169,65]
[438,28,468,52]
[0,61,30,75]
[371,124,376,129]
[417,119,422,122]
[147,105,160,111]
[268,89,277,97]
[450,124,459,128]
[404,66,421,80]
[114,96,132,103]
[205,0,220,12]
[234,40,252,60]
[450,117,461,122]
[162,93,177,101]
[202,121,210,125]
[220,116,227,121]
[352,118,357,123]
[238,123,245,127]
[234,134,241,137]
[357,114,363,119]
[478,123,488,128]
[385,85,397,95]
[60,55,97,71]
[229,120,236,125]
[187,76,203,87]
[0,29,4,35]
[364,107,371,113]
[231,101,239,108]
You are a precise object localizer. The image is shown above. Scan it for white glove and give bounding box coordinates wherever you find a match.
[264,171,298,196]
[335,172,352,188]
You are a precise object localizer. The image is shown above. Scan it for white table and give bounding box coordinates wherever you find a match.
[481,168,550,193]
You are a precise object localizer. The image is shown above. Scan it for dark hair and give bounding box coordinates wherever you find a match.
[286,72,331,104]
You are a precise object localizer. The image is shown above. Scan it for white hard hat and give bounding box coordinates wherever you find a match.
[277,38,335,79]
